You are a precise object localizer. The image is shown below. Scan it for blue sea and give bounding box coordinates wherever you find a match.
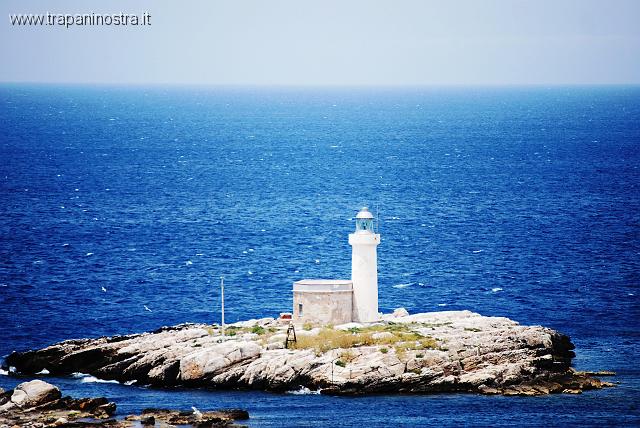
[0,85,639,426]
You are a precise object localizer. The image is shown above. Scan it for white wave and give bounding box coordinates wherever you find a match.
[315,259,320,264]
[437,303,448,307]
[101,286,107,292]
[85,252,94,256]
[392,283,413,289]
[124,380,137,386]
[144,305,152,312]
[81,375,119,384]
[36,368,50,375]
[286,386,321,395]
[491,287,503,293]
[0,368,8,376]
[185,260,193,266]
[71,372,91,378]
[472,250,483,253]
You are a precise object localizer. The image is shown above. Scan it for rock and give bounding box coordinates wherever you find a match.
[73,396,109,411]
[140,414,155,425]
[53,417,68,426]
[0,382,117,427]
[371,331,394,340]
[392,307,410,317]
[335,322,364,331]
[0,382,249,427]
[267,333,287,343]
[296,328,321,337]
[140,408,245,426]
[10,380,61,408]
[219,408,250,420]
[266,342,285,350]
[4,312,614,397]
[0,388,10,407]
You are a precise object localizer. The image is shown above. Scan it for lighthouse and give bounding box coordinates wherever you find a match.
[349,207,381,322]
[292,207,381,325]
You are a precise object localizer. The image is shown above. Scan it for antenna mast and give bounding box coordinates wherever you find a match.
[220,276,225,336]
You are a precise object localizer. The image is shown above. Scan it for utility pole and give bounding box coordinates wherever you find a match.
[220,276,225,337]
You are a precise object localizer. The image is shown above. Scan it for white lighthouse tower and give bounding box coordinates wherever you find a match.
[349,207,381,323]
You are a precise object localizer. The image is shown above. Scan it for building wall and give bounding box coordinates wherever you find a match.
[293,290,353,325]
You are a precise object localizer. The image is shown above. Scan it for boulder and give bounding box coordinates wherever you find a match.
[335,322,364,331]
[392,307,410,318]
[10,380,61,408]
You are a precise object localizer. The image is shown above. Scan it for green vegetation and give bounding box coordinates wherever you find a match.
[251,325,266,335]
[380,347,389,354]
[464,327,482,332]
[335,360,346,368]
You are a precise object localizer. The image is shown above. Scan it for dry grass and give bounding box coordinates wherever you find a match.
[339,349,358,363]
[303,322,314,331]
[292,328,375,352]
[291,324,439,354]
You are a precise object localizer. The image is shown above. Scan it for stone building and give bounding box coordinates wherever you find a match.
[293,207,381,325]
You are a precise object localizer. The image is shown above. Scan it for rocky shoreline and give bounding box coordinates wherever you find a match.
[0,379,248,427]
[2,310,613,397]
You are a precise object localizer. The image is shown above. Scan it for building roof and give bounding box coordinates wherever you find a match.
[293,279,353,293]
[294,279,352,285]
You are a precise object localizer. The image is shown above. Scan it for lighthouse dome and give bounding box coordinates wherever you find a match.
[356,207,374,219]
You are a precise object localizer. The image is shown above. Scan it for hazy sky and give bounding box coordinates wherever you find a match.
[1,0,639,85]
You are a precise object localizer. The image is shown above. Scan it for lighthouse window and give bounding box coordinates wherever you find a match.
[357,219,373,231]
[298,303,303,316]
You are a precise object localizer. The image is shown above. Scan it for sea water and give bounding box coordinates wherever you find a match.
[0,85,639,426]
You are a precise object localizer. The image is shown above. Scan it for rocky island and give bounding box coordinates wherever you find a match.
[3,310,612,397]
